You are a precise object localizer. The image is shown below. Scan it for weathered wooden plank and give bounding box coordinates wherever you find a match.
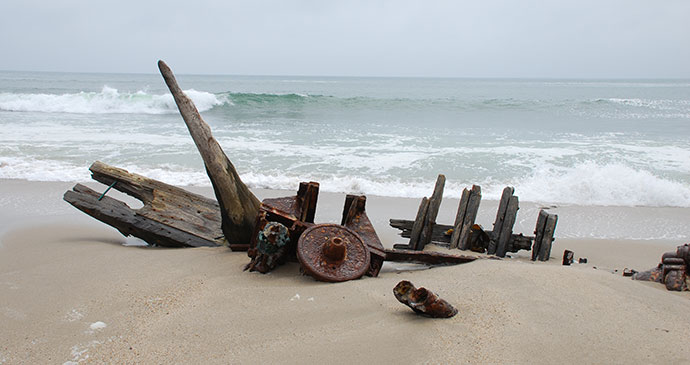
[384,248,477,266]
[449,188,470,249]
[495,195,519,257]
[64,184,221,248]
[488,186,515,254]
[531,210,549,261]
[298,181,319,223]
[158,60,260,248]
[88,161,223,244]
[458,185,481,250]
[538,213,558,261]
[409,197,430,250]
[419,175,446,249]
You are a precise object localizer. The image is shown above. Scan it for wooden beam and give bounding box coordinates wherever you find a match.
[408,197,430,250]
[158,60,260,248]
[538,213,558,261]
[63,163,224,248]
[495,195,519,257]
[384,248,477,265]
[531,210,549,261]
[458,185,481,250]
[488,186,514,254]
[419,174,446,249]
[449,188,470,249]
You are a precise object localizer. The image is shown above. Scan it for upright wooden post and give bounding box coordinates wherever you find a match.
[538,214,558,261]
[458,185,481,250]
[449,188,470,249]
[488,187,515,254]
[158,60,260,248]
[495,195,519,257]
[408,197,430,250]
[419,174,446,249]
[531,210,548,261]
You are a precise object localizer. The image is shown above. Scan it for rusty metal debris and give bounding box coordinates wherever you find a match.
[297,224,370,282]
[622,268,637,277]
[562,250,574,265]
[246,182,319,272]
[244,221,290,273]
[341,195,386,277]
[633,243,690,291]
[393,280,457,318]
[242,181,481,281]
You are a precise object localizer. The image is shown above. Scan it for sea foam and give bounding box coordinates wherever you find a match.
[0,86,224,114]
[2,157,689,208]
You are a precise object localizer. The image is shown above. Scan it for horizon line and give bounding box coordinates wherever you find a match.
[1,68,689,81]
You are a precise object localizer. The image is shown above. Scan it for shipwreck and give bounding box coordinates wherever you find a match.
[64,60,558,284]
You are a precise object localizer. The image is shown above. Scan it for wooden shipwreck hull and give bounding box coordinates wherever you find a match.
[64,161,225,248]
[60,60,511,280]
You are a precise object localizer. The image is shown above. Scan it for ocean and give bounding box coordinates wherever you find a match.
[1,70,689,239]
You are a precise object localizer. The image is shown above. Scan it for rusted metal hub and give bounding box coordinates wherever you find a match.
[323,237,346,263]
[297,223,370,282]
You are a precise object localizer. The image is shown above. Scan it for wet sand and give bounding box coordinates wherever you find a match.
[1,179,689,363]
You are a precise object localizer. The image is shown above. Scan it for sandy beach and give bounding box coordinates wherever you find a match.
[0,179,689,364]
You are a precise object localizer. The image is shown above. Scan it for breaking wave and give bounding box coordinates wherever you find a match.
[2,157,689,208]
[0,86,224,114]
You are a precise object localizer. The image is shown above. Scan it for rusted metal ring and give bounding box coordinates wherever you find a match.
[297,223,370,282]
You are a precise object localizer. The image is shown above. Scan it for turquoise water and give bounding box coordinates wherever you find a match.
[1,71,689,208]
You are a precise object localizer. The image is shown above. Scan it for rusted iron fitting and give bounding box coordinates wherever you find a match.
[297,224,370,282]
[632,243,690,291]
[393,280,458,318]
[245,220,290,274]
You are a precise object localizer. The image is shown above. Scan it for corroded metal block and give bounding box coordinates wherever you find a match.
[664,269,687,291]
[393,280,457,318]
[297,224,370,282]
[632,266,663,283]
[245,220,291,274]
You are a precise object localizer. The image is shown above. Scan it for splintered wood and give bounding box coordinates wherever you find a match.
[64,161,224,248]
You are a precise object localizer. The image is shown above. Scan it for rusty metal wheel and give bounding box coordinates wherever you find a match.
[297,223,370,282]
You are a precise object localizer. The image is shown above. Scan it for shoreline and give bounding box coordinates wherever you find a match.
[2,177,689,240]
[1,178,689,363]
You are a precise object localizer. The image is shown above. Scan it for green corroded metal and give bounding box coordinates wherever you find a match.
[256,222,289,255]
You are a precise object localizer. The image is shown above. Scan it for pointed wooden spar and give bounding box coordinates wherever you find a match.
[158,60,260,248]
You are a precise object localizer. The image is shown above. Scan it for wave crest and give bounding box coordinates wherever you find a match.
[0,86,225,114]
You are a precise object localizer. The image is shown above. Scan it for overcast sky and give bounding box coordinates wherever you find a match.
[1,0,689,78]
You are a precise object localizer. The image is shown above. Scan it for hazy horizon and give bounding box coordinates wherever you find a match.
[3,68,690,81]
[1,1,689,78]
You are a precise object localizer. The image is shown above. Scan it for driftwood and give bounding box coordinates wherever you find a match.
[64,161,223,247]
[158,60,260,249]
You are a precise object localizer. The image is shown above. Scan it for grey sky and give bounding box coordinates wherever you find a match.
[1,0,689,78]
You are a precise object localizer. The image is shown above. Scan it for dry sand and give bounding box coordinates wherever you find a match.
[1,179,690,364]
